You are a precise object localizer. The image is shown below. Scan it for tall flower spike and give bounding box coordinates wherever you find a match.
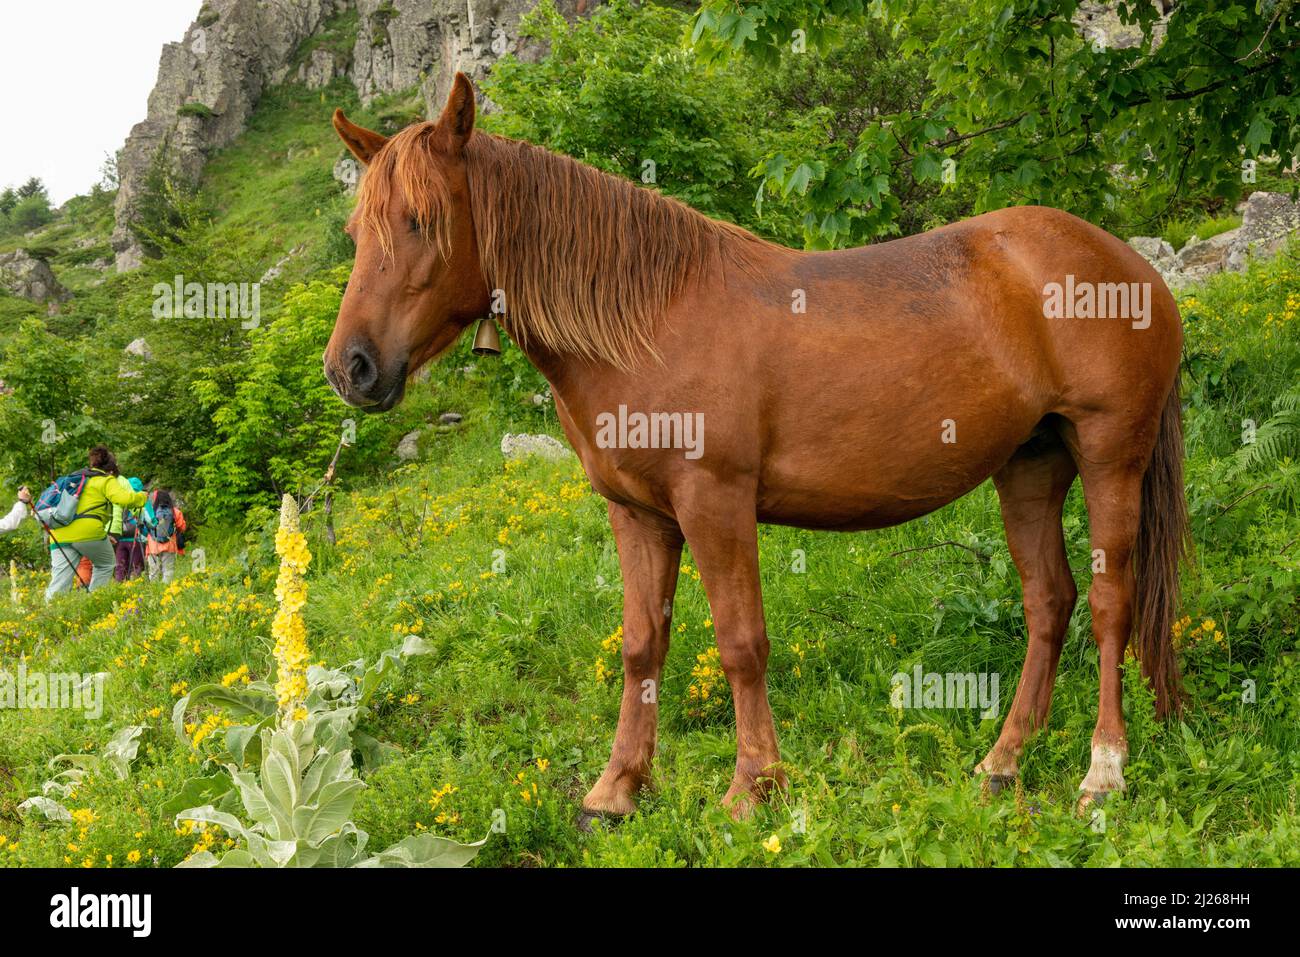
[272,494,312,721]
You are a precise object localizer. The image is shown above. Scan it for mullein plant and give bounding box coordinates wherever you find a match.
[272,494,311,720]
[174,495,485,867]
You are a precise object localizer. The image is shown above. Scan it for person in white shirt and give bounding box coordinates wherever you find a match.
[0,486,31,533]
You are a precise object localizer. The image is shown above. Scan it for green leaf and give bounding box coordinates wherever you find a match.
[784,163,814,197]
[17,796,71,822]
[1245,113,1275,154]
[294,779,365,844]
[175,804,249,841]
[161,771,234,817]
[357,833,489,868]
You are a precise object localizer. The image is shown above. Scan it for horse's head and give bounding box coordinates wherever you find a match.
[324,73,491,411]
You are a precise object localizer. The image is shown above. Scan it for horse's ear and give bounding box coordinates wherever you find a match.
[435,72,476,151]
[333,109,387,166]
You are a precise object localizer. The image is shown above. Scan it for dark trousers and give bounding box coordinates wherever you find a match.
[114,539,145,582]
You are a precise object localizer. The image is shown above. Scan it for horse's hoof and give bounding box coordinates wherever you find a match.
[983,773,1015,796]
[577,809,618,833]
[1076,791,1106,817]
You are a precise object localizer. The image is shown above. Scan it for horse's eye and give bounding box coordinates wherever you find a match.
[409,216,422,235]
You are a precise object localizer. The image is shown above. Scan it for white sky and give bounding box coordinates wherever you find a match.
[0,1,203,205]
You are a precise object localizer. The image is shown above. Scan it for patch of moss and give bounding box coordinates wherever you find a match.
[178,102,218,120]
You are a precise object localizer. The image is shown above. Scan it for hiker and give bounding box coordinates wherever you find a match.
[143,489,186,583]
[109,477,147,581]
[0,486,32,532]
[41,446,148,601]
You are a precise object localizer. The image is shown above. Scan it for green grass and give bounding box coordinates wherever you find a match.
[1163,213,1243,253]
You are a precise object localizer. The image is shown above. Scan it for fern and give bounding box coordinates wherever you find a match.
[1231,386,1300,476]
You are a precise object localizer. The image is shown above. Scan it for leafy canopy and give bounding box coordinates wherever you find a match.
[692,0,1300,247]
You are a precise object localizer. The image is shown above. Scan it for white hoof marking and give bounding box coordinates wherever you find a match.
[1078,743,1127,794]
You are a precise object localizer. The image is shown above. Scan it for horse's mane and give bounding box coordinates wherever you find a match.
[356,122,772,369]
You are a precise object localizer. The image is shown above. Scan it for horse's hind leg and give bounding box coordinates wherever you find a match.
[1067,428,1152,810]
[976,434,1078,790]
[581,503,683,825]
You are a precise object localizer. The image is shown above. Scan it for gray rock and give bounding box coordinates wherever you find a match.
[125,337,154,361]
[1128,236,1175,267]
[1226,191,1300,272]
[438,412,463,425]
[298,47,345,88]
[1176,229,1240,270]
[1074,1,1169,51]
[0,249,68,302]
[396,429,421,461]
[111,1,589,271]
[500,432,573,462]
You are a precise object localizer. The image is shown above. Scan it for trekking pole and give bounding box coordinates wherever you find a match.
[26,499,88,593]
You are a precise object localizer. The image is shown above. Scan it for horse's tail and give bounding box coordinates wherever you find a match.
[1134,380,1190,719]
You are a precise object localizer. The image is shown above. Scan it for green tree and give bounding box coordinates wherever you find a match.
[192,268,414,523]
[0,318,106,485]
[16,177,47,200]
[483,0,779,235]
[692,0,1300,246]
[9,195,53,232]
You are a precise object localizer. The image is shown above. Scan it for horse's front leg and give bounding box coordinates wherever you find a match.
[581,502,683,825]
[678,487,786,819]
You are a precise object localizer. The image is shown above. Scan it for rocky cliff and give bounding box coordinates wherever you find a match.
[111,0,586,271]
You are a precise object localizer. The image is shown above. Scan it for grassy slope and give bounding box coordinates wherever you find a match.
[1,250,1298,867]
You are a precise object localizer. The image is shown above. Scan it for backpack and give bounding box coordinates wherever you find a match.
[34,469,106,529]
[122,509,139,538]
[150,505,175,544]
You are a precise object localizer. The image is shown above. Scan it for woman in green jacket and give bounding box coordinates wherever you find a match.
[45,446,148,601]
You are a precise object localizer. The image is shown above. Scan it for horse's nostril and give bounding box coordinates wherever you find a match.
[346,341,378,393]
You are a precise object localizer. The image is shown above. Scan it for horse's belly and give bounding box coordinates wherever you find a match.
[756,480,981,531]
[755,422,1032,531]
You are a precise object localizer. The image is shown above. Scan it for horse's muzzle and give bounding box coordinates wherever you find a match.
[324,337,407,412]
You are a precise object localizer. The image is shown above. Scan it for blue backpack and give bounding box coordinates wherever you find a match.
[149,505,175,544]
[35,469,106,529]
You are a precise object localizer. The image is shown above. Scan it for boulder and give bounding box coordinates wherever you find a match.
[395,429,421,461]
[1226,191,1300,272]
[500,432,573,462]
[1073,1,1170,52]
[1128,236,1174,266]
[0,249,68,302]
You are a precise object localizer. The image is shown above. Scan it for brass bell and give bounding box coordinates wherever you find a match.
[471,317,501,356]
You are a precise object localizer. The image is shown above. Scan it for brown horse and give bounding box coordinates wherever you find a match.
[324,74,1189,822]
